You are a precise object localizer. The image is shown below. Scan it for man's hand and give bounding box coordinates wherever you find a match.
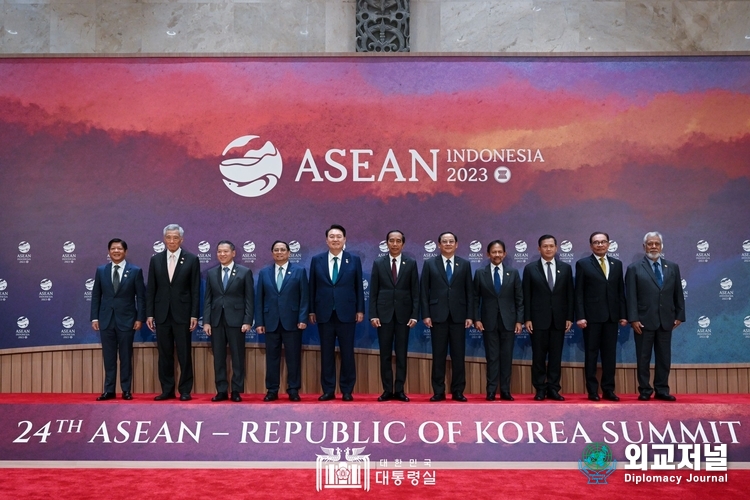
[423,317,433,328]
[514,322,523,334]
[474,321,485,332]
[565,321,572,332]
[370,318,381,328]
[576,319,587,329]
[673,319,682,330]
[146,317,155,332]
[133,321,142,331]
[356,312,364,323]
[204,324,212,336]
[631,321,643,335]
[241,323,252,333]
[309,313,317,325]
[525,321,533,334]
[407,319,417,328]
[92,320,99,331]
[189,317,198,331]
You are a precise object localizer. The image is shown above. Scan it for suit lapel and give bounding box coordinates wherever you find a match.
[641,257,661,287]
[104,263,114,294]
[278,264,292,293]
[225,265,238,291]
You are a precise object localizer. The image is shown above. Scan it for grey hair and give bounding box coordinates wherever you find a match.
[643,231,663,246]
[163,224,184,237]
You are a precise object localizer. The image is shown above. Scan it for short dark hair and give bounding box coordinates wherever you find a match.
[386,230,405,243]
[326,224,346,237]
[271,240,290,252]
[108,238,127,251]
[486,239,506,253]
[589,232,610,244]
[216,240,235,251]
[438,231,457,243]
[538,234,557,247]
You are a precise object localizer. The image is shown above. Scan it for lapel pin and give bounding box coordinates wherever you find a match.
[345,259,349,264]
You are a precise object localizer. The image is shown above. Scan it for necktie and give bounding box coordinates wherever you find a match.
[222,267,229,290]
[112,265,120,293]
[446,260,453,282]
[599,257,607,276]
[168,253,176,281]
[332,256,339,283]
[391,258,398,283]
[546,261,554,290]
[653,261,663,287]
[494,266,501,293]
[277,267,284,291]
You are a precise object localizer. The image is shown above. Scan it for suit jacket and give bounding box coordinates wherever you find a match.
[574,254,627,323]
[203,263,254,328]
[625,256,686,331]
[420,255,474,323]
[255,263,309,332]
[146,249,201,324]
[309,251,365,323]
[90,262,146,331]
[473,263,523,332]
[369,254,419,324]
[522,258,574,330]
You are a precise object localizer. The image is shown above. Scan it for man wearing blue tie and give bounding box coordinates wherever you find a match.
[309,224,365,402]
[255,241,309,402]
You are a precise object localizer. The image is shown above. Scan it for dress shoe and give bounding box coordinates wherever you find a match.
[534,391,546,401]
[378,391,393,402]
[655,393,676,401]
[154,393,175,401]
[289,392,301,402]
[342,393,354,402]
[96,392,115,401]
[179,393,192,401]
[212,392,228,402]
[588,394,600,402]
[602,392,620,402]
[318,393,335,401]
[263,392,278,402]
[429,393,446,402]
[500,392,515,401]
[394,392,410,402]
[231,391,242,402]
[547,390,565,401]
[638,394,651,401]
[486,391,496,401]
[122,391,133,401]
[451,392,467,402]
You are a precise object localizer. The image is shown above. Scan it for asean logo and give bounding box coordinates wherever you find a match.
[220,135,282,198]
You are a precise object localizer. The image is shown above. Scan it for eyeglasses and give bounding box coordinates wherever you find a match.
[591,241,609,246]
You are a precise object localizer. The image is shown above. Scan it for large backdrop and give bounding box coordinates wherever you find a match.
[1,56,749,364]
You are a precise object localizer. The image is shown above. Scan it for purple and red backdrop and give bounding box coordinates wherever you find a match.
[1,56,749,363]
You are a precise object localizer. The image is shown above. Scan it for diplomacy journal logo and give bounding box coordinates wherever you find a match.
[220,135,283,198]
[579,442,616,484]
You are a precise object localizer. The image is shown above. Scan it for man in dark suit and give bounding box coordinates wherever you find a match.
[575,232,628,402]
[523,234,574,401]
[625,231,685,402]
[474,240,523,402]
[370,230,419,403]
[90,238,146,401]
[255,240,309,402]
[146,224,201,401]
[203,241,254,403]
[420,232,474,402]
[309,224,365,402]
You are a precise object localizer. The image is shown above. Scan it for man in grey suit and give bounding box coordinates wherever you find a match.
[625,231,685,401]
[90,238,146,401]
[575,232,627,402]
[474,240,523,401]
[370,230,419,402]
[523,234,574,401]
[420,232,474,402]
[203,241,254,402]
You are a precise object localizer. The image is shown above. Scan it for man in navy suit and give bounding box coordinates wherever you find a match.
[474,240,523,401]
[420,232,474,402]
[370,230,419,402]
[90,238,146,401]
[626,231,685,401]
[523,234,574,401]
[255,240,309,402]
[146,224,201,401]
[309,224,365,402]
[203,241,254,403]
[575,232,627,402]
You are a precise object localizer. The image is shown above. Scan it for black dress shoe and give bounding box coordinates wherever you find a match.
[96,392,115,401]
[263,392,278,402]
[154,393,175,401]
[602,392,620,402]
[289,392,301,402]
[430,393,446,402]
[212,392,228,402]
[534,391,546,401]
[451,392,467,402]
[342,393,354,402]
[588,394,600,401]
[394,392,410,402]
[638,394,651,401]
[179,393,192,401]
[318,393,335,401]
[378,391,393,402]
[122,391,132,400]
[655,393,676,401]
[547,390,565,401]
[231,391,242,402]
[500,392,514,401]
[486,392,496,401]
